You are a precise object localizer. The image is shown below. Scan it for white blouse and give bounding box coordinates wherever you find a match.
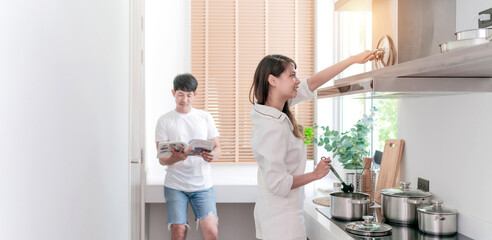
[251,79,315,239]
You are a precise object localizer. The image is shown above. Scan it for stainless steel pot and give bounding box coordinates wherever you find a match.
[330,192,370,220]
[455,28,492,40]
[439,37,492,53]
[380,182,432,224]
[418,200,458,235]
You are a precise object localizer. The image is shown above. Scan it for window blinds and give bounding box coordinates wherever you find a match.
[191,0,314,163]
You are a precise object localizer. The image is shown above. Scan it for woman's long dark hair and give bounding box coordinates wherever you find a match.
[249,54,303,138]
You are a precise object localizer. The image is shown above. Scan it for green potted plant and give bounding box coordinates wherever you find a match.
[305,110,375,172]
[304,111,375,192]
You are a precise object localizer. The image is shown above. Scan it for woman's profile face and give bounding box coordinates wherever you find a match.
[275,63,300,100]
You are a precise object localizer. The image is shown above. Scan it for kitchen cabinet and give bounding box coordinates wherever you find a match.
[317,42,492,98]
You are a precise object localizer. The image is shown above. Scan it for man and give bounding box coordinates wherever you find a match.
[155,73,221,240]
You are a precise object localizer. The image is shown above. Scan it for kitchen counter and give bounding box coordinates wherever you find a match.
[147,160,318,203]
[146,164,259,203]
[304,184,473,240]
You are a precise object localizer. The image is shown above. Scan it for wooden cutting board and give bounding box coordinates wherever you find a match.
[374,139,405,204]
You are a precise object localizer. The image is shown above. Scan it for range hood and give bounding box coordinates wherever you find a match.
[317,0,492,99]
[317,39,492,99]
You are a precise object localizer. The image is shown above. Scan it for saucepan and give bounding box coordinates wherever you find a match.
[380,182,432,224]
[330,191,370,220]
[417,200,458,235]
[327,162,369,220]
[440,28,492,53]
[439,37,492,53]
[455,28,492,40]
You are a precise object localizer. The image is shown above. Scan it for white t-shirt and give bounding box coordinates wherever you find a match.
[155,108,220,192]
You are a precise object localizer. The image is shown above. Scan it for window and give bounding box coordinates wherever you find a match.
[334,9,397,154]
[191,0,315,163]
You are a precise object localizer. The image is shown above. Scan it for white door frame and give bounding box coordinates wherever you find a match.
[130,0,145,239]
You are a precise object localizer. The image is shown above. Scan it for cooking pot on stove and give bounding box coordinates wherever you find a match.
[418,200,458,236]
[381,182,432,224]
[330,192,370,220]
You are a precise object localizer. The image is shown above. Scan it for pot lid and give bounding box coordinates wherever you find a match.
[345,216,392,237]
[380,182,432,198]
[330,192,369,199]
[418,200,458,215]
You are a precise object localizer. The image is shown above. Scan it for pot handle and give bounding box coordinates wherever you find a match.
[351,198,370,204]
[435,216,446,221]
[407,198,425,204]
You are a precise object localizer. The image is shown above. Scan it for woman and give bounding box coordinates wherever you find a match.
[249,51,374,240]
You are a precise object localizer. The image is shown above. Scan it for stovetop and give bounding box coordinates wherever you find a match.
[315,207,473,240]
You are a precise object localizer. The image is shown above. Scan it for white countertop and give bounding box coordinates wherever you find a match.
[145,160,320,203]
[145,164,259,203]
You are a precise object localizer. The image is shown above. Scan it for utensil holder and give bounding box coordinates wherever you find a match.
[346,172,362,192]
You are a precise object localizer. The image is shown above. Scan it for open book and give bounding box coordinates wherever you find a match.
[157,139,215,158]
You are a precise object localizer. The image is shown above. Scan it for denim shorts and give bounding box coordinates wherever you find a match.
[164,186,218,227]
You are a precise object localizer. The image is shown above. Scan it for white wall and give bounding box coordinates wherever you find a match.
[399,94,492,238]
[0,1,130,239]
[398,1,492,239]
[456,0,490,31]
[145,0,191,179]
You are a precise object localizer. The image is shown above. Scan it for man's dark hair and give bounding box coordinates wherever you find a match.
[173,73,198,92]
